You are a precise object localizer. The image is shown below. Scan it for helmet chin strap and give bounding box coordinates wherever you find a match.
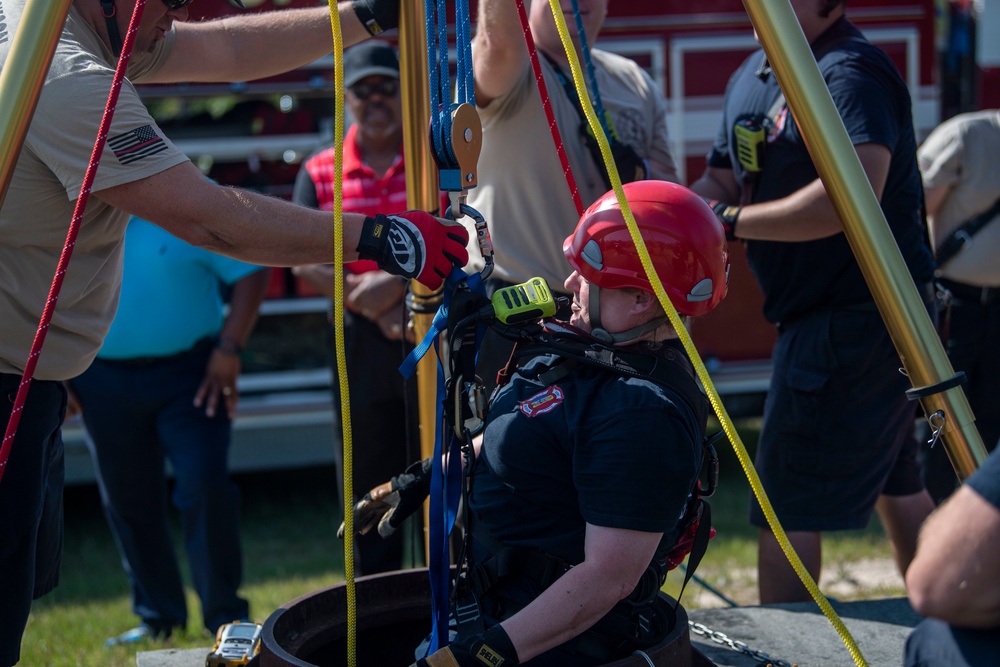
[100,0,123,58]
[588,284,669,345]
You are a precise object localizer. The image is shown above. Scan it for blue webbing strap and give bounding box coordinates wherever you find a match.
[399,269,486,652]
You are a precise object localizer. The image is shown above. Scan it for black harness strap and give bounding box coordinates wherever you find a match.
[934,195,1000,268]
[100,0,123,58]
[512,337,709,429]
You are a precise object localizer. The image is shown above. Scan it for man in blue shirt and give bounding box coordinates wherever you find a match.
[69,217,270,644]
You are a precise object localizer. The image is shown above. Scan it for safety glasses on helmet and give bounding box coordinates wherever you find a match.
[350,79,399,101]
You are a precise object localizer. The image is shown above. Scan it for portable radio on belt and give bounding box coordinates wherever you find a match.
[491,277,560,325]
[734,117,766,173]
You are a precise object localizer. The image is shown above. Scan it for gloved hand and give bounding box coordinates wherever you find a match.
[704,199,741,241]
[410,625,519,667]
[337,457,433,539]
[357,212,469,292]
[352,0,401,36]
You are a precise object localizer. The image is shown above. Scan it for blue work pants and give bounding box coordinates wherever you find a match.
[71,343,248,634]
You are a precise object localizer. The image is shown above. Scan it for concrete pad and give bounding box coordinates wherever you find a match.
[688,597,922,666]
[137,598,922,666]
[135,647,207,667]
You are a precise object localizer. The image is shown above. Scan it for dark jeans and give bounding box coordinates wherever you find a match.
[0,374,65,667]
[71,343,248,634]
[905,617,1000,667]
[921,290,1000,503]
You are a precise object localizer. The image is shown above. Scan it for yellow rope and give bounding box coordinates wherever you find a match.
[324,3,356,666]
[546,3,868,665]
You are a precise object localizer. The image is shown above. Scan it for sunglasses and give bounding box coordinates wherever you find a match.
[162,0,195,9]
[349,79,399,101]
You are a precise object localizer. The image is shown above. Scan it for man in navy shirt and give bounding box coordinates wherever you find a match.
[691,0,937,603]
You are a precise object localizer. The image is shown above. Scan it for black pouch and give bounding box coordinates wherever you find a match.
[581,120,648,188]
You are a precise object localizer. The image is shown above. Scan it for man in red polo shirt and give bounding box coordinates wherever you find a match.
[293,40,417,575]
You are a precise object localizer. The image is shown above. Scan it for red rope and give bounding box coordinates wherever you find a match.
[0,0,147,485]
[514,0,585,218]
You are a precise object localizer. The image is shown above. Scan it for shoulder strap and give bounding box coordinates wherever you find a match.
[934,195,1000,268]
[514,339,709,431]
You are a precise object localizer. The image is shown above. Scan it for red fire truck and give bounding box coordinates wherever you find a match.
[59,0,974,482]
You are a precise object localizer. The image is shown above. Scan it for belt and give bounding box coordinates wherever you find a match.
[97,337,215,368]
[939,278,1000,306]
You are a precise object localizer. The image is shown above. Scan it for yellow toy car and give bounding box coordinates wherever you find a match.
[206,621,262,667]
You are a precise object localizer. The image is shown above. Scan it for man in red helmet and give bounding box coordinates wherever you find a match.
[346,182,729,666]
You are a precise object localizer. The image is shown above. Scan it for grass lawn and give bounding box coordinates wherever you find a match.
[19,418,906,667]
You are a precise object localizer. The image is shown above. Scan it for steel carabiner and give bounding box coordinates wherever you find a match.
[446,202,494,281]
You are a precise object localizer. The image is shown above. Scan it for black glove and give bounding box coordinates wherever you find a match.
[411,625,519,667]
[352,0,400,35]
[705,199,741,241]
[357,212,469,291]
[338,457,433,539]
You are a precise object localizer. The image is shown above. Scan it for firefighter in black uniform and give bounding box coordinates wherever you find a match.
[347,181,730,666]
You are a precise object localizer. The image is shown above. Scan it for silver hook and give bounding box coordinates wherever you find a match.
[926,409,946,449]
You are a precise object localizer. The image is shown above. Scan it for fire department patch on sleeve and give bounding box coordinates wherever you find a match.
[519,385,564,417]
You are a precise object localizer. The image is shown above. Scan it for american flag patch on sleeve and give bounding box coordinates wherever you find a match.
[108,125,169,164]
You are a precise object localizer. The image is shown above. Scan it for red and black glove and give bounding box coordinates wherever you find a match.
[410,625,519,667]
[705,199,741,241]
[357,212,469,291]
[351,0,400,35]
[338,457,433,540]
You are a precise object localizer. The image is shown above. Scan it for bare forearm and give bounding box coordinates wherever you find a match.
[220,269,271,348]
[96,163,363,267]
[500,563,628,662]
[159,4,369,84]
[473,0,528,105]
[291,264,338,300]
[690,167,739,203]
[735,178,844,241]
[906,486,1000,627]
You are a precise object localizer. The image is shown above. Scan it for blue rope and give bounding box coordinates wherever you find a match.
[569,0,612,139]
[399,270,487,653]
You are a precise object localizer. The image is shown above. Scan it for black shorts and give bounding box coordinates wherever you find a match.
[749,308,924,531]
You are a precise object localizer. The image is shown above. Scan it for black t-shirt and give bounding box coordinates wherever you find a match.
[967,447,1000,510]
[469,340,702,567]
[706,17,934,324]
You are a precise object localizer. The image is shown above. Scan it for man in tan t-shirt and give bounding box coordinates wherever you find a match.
[468,0,678,390]
[0,1,470,663]
[918,109,1000,502]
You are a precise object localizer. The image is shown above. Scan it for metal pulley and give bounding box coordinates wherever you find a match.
[434,102,482,193]
[431,101,493,280]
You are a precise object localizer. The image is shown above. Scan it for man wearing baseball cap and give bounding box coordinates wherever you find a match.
[293,41,418,576]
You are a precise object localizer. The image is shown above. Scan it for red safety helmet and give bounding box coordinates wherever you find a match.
[563,181,730,317]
